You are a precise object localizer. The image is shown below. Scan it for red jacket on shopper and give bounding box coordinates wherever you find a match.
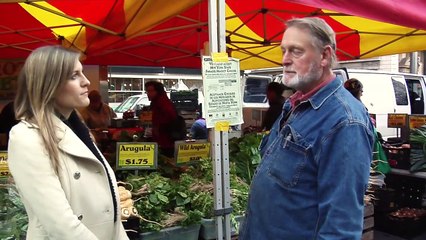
[151,92,177,149]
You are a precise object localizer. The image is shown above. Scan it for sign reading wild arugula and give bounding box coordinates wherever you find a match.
[174,141,211,165]
[116,142,158,170]
[0,151,9,178]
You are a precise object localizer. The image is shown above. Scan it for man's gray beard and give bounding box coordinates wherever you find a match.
[284,62,322,92]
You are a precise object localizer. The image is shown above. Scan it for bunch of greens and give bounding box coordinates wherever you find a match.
[229,132,264,184]
[0,183,28,240]
[186,158,249,219]
[127,172,174,232]
[127,171,203,232]
[410,126,426,172]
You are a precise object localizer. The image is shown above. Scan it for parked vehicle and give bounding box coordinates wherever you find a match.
[114,94,151,119]
[241,68,426,139]
[336,69,426,139]
[114,90,205,119]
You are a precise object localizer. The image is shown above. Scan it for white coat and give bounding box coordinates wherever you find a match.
[8,115,129,240]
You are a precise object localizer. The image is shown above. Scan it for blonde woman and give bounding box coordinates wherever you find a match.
[8,46,129,240]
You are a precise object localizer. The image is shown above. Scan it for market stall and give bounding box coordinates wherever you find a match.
[372,113,426,239]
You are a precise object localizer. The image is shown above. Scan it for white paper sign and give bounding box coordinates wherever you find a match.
[202,56,243,128]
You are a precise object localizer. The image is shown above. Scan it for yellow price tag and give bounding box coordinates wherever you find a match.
[215,121,230,131]
[0,152,9,178]
[175,142,211,165]
[116,143,157,170]
[212,52,229,62]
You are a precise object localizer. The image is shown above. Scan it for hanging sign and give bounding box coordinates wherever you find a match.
[202,55,243,128]
[388,114,407,128]
[116,142,157,170]
[0,151,9,178]
[174,141,211,165]
[409,115,426,129]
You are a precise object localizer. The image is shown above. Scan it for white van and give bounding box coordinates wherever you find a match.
[335,69,426,139]
[242,69,426,139]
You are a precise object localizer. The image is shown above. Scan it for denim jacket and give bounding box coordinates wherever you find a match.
[239,77,374,240]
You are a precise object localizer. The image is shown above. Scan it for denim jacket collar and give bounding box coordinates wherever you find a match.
[305,76,342,110]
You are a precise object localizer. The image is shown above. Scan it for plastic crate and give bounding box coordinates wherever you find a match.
[199,216,244,240]
[374,211,426,239]
[383,146,410,170]
[385,174,426,208]
[140,224,200,240]
[170,90,198,101]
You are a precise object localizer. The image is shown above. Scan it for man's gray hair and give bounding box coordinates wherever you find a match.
[286,17,337,68]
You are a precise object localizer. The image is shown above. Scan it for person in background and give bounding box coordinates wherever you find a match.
[344,78,363,101]
[239,17,374,240]
[190,113,207,139]
[261,82,286,131]
[0,101,18,150]
[80,90,116,129]
[145,81,177,157]
[8,46,128,240]
[344,78,391,175]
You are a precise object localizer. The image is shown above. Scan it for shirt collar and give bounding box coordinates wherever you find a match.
[289,75,342,109]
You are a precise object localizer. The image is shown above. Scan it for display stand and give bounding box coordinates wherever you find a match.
[387,113,408,141]
[206,1,241,239]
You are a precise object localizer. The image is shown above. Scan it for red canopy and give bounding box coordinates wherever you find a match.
[1,0,426,69]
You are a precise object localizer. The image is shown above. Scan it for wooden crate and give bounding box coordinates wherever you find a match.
[362,203,375,240]
[178,110,198,130]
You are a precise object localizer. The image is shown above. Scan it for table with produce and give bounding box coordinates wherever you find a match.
[371,114,426,239]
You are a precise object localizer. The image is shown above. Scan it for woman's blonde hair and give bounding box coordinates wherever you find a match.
[14,45,80,174]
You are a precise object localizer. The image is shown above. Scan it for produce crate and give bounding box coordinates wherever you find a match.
[383,145,410,170]
[372,187,397,213]
[374,211,426,239]
[199,215,244,240]
[173,101,199,111]
[362,203,374,240]
[385,174,426,208]
[170,90,198,102]
[140,224,200,240]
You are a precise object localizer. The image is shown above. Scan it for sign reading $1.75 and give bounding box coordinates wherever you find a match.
[0,151,9,178]
[116,142,158,170]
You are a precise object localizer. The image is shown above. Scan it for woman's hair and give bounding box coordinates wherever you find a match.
[344,78,363,100]
[14,45,80,174]
[145,81,165,94]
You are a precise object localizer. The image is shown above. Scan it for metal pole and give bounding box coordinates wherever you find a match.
[410,52,418,74]
[217,2,231,239]
[217,0,226,53]
[221,129,232,240]
[208,0,231,239]
[208,0,218,53]
[423,51,426,75]
[212,129,224,239]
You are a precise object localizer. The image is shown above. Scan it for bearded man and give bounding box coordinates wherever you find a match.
[239,17,374,240]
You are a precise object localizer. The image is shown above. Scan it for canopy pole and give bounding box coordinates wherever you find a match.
[208,0,232,240]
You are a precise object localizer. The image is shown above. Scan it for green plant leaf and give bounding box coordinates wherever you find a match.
[177,192,188,198]
[157,193,169,203]
[149,194,159,204]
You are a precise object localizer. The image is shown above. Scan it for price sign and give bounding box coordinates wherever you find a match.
[388,114,407,128]
[116,142,157,170]
[0,151,9,178]
[139,111,152,123]
[175,141,211,165]
[409,115,426,129]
